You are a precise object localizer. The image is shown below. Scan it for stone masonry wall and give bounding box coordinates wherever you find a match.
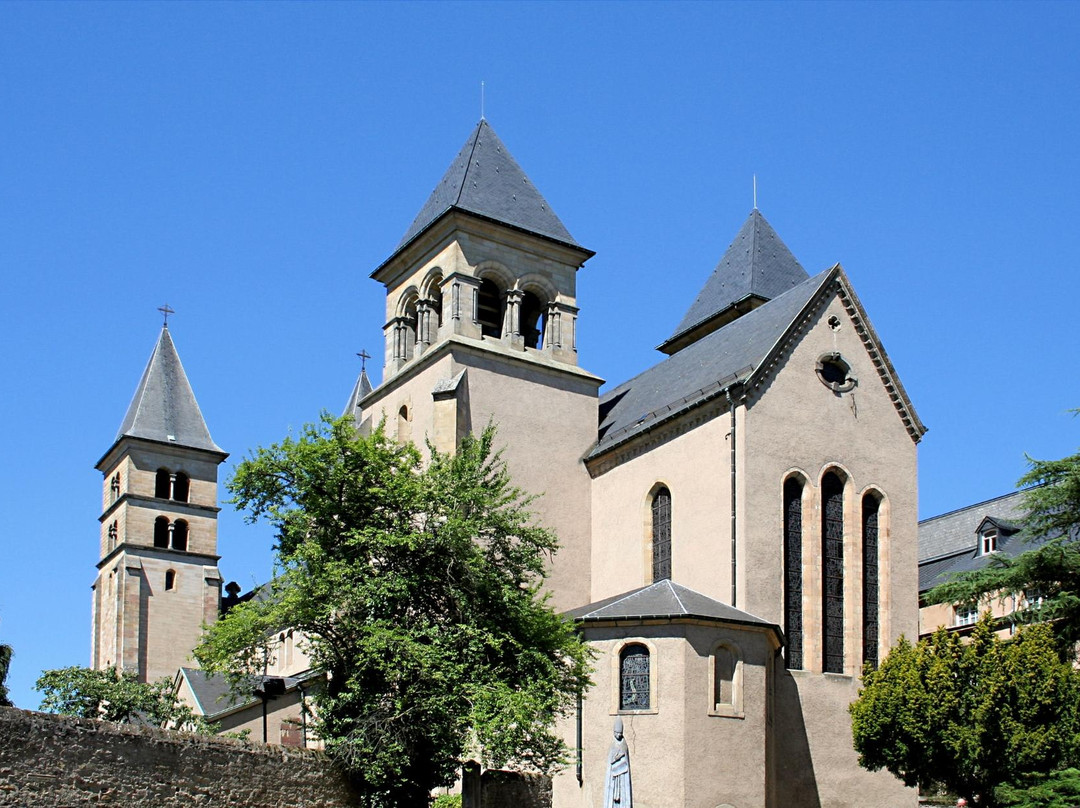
[0,707,359,807]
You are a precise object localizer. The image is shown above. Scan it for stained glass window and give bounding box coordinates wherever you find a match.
[783,478,804,670]
[620,644,650,711]
[862,494,880,668]
[652,487,671,582]
[822,473,845,674]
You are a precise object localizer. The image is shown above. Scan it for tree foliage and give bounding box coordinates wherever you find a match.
[850,618,1080,807]
[35,666,213,731]
[194,416,592,808]
[0,643,12,707]
[927,443,1080,645]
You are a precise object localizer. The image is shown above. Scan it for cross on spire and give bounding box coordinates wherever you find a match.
[158,304,175,327]
[357,349,371,373]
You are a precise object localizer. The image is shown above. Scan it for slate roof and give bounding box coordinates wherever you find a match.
[917,489,1033,594]
[660,209,809,353]
[114,327,223,454]
[567,579,778,634]
[179,667,244,718]
[342,370,373,420]
[592,268,834,458]
[179,667,309,719]
[918,490,1028,563]
[394,120,582,254]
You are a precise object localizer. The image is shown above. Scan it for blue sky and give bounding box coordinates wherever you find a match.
[2,2,1079,709]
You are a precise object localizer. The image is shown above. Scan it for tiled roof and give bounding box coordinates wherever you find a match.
[591,269,833,459]
[660,209,809,352]
[114,327,222,453]
[567,579,776,632]
[394,120,581,253]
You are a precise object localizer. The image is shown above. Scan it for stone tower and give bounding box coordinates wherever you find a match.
[90,324,227,683]
[356,120,602,610]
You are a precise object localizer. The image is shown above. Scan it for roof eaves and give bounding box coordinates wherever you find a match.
[587,372,749,461]
[371,207,594,280]
[832,267,927,442]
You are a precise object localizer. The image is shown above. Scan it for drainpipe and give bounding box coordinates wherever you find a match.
[728,389,738,608]
[575,690,583,785]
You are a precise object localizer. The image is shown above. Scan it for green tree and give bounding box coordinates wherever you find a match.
[35,666,213,731]
[927,444,1080,645]
[0,643,13,707]
[850,618,1080,807]
[195,416,592,808]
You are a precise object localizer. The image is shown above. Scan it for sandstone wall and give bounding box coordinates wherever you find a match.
[0,707,358,807]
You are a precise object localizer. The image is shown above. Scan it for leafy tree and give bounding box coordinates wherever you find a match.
[35,666,213,732]
[927,444,1080,645]
[0,643,12,707]
[850,617,1080,807]
[195,416,591,808]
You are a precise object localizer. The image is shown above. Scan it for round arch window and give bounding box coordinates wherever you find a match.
[816,353,857,393]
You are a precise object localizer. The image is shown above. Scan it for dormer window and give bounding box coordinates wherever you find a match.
[980,528,998,556]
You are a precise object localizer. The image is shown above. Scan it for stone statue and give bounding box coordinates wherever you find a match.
[603,716,632,807]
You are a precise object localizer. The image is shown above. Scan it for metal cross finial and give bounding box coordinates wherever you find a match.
[357,349,371,373]
[480,81,485,120]
[158,304,175,327]
[753,174,758,210]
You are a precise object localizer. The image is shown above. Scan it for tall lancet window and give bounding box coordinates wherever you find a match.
[651,487,672,582]
[822,472,845,674]
[783,477,804,670]
[862,493,881,668]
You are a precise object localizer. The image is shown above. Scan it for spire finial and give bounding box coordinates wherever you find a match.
[357,349,371,373]
[753,175,757,210]
[480,80,485,120]
[158,304,175,327]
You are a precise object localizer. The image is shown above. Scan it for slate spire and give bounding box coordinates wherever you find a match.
[114,326,222,453]
[342,369,373,421]
[659,210,809,355]
[395,120,582,253]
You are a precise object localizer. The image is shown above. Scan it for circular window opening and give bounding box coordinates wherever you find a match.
[816,353,857,393]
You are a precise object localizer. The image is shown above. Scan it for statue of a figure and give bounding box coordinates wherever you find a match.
[603,716,632,807]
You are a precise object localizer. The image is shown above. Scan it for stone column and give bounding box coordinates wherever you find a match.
[505,289,524,350]
[416,301,432,355]
[548,302,579,363]
[446,273,482,340]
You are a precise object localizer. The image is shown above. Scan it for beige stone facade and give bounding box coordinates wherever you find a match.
[90,328,227,684]
[92,121,929,804]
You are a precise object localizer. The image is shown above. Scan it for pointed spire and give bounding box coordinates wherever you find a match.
[659,210,809,355]
[342,369,373,421]
[395,120,581,253]
[114,327,222,453]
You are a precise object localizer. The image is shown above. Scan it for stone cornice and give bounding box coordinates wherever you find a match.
[99,494,221,522]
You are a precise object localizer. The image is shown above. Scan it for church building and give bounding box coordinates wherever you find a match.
[94,120,926,807]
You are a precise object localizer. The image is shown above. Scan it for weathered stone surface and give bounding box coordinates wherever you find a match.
[0,707,358,807]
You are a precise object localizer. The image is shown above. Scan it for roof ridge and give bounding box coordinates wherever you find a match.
[454,121,483,208]
[919,487,1034,525]
[666,579,688,613]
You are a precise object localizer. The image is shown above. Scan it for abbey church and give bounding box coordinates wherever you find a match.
[90,120,926,808]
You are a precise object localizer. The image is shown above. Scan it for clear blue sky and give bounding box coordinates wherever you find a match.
[3,2,1079,709]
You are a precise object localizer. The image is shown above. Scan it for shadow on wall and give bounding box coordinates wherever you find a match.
[772,668,821,808]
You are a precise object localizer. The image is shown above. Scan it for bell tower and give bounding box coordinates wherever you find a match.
[90,320,227,683]
[357,121,602,610]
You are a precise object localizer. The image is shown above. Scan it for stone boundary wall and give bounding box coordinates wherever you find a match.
[0,707,359,807]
